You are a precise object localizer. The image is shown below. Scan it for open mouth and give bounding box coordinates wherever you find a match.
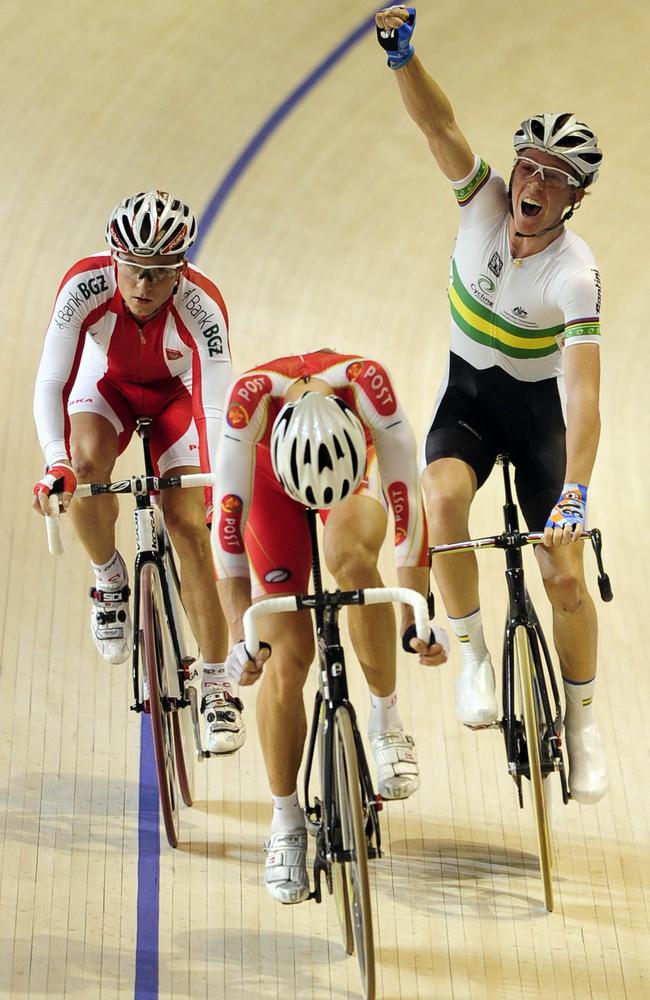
[521,197,543,218]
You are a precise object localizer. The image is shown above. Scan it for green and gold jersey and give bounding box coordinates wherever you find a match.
[448,157,601,382]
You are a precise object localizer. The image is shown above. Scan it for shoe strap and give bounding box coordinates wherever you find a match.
[89,585,131,605]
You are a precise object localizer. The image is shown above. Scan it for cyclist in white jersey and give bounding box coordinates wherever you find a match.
[375,6,607,803]
[32,190,243,756]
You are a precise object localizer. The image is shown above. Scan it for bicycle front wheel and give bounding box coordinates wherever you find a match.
[515,625,554,911]
[173,706,195,807]
[333,706,375,999]
[140,563,181,848]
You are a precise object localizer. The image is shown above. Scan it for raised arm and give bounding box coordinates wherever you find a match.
[375,6,475,181]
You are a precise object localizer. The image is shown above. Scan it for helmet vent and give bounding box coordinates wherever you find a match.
[318,444,333,472]
[290,440,300,488]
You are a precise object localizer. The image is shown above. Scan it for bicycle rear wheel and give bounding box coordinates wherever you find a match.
[140,563,181,848]
[333,705,375,999]
[515,625,554,911]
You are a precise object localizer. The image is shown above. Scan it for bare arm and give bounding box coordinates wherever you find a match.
[376,6,475,180]
[563,343,601,485]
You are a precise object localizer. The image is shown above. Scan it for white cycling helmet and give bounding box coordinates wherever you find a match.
[271,391,367,509]
[105,189,197,257]
[513,113,602,186]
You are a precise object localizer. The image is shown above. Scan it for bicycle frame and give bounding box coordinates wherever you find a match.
[429,453,612,910]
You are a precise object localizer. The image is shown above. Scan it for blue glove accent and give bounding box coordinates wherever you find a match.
[545,482,588,532]
[376,7,416,70]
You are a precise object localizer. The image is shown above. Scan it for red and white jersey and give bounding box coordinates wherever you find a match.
[33,252,232,472]
[211,350,428,578]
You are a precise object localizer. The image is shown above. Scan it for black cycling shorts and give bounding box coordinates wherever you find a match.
[423,353,567,530]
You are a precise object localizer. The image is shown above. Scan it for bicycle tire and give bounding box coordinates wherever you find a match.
[515,625,554,911]
[173,707,195,807]
[141,563,181,848]
[318,698,354,954]
[333,706,375,999]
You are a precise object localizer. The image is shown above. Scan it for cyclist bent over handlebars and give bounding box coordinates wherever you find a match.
[210,349,447,904]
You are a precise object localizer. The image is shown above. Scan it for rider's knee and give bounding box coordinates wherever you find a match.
[164,503,207,547]
[424,486,468,531]
[326,538,379,587]
[264,641,313,696]
[70,451,112,483]
[543,570,584,614]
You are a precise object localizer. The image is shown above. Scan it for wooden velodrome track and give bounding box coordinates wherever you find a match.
[1,2,648,997]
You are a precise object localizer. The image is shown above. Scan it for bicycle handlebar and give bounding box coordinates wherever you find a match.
[44,472,214,555]
[430,527,613,603]
[75,472,214,498]
[243,586,431,656]
[45,495,63,555]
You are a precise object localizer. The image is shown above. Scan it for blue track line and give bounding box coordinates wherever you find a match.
[135,719,160,1000]
[134,13,376,998]
[189,13,376,259]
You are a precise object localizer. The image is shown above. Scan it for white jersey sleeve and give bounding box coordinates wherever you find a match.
[452,155,508,227]
[347,360,428,569]
[33,256,115,466]
[557,263,602,349]
[210,371,275,579]
[173,267,233,475]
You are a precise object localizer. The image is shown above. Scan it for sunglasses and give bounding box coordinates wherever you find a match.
[513,156,581,190]
[113,254,185,282]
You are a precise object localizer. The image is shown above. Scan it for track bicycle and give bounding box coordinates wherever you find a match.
[243,508,431,1000]
[46,417,213,848]
[429,454,612,911]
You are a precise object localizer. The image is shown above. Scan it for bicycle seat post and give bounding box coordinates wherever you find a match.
[133,418,155,509]
[497,454,520,534]
[306,507,325,631]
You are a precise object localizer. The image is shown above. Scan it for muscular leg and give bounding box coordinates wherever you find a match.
[535,541,606,803]
[535,542,598,682]
[422,457,497,726]
[323,495,393,695]
[255,608,314,795]
[68,412,120,563]
[161,467,228,663]
[421,458,478,616]
[324,494,420,799]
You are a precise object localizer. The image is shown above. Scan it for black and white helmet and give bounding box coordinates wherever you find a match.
[513,113,603,186]
[270,392,367,509]
[105,190,197,257]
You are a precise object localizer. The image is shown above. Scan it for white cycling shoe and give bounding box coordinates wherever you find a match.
[201,687,246,755]
[369,728,420,800]
[89,584,132,665]
[566,720,609,804]
[456,656,499,728]
[264,828,309,904]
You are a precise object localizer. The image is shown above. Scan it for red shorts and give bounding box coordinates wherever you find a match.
[68,367,199,475]
[245,443,385,599]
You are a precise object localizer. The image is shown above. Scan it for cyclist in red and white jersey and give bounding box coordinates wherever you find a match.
[32,190,242,755]
[211,349,448,903]
[375,7,608,802]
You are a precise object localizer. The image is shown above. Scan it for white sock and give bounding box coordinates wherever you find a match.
[202,663,237,698]
[91,550,127,589]
[271,792,305,834]
[563,676,596,730]
[449,608,489,669]
[368,690,403,735]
